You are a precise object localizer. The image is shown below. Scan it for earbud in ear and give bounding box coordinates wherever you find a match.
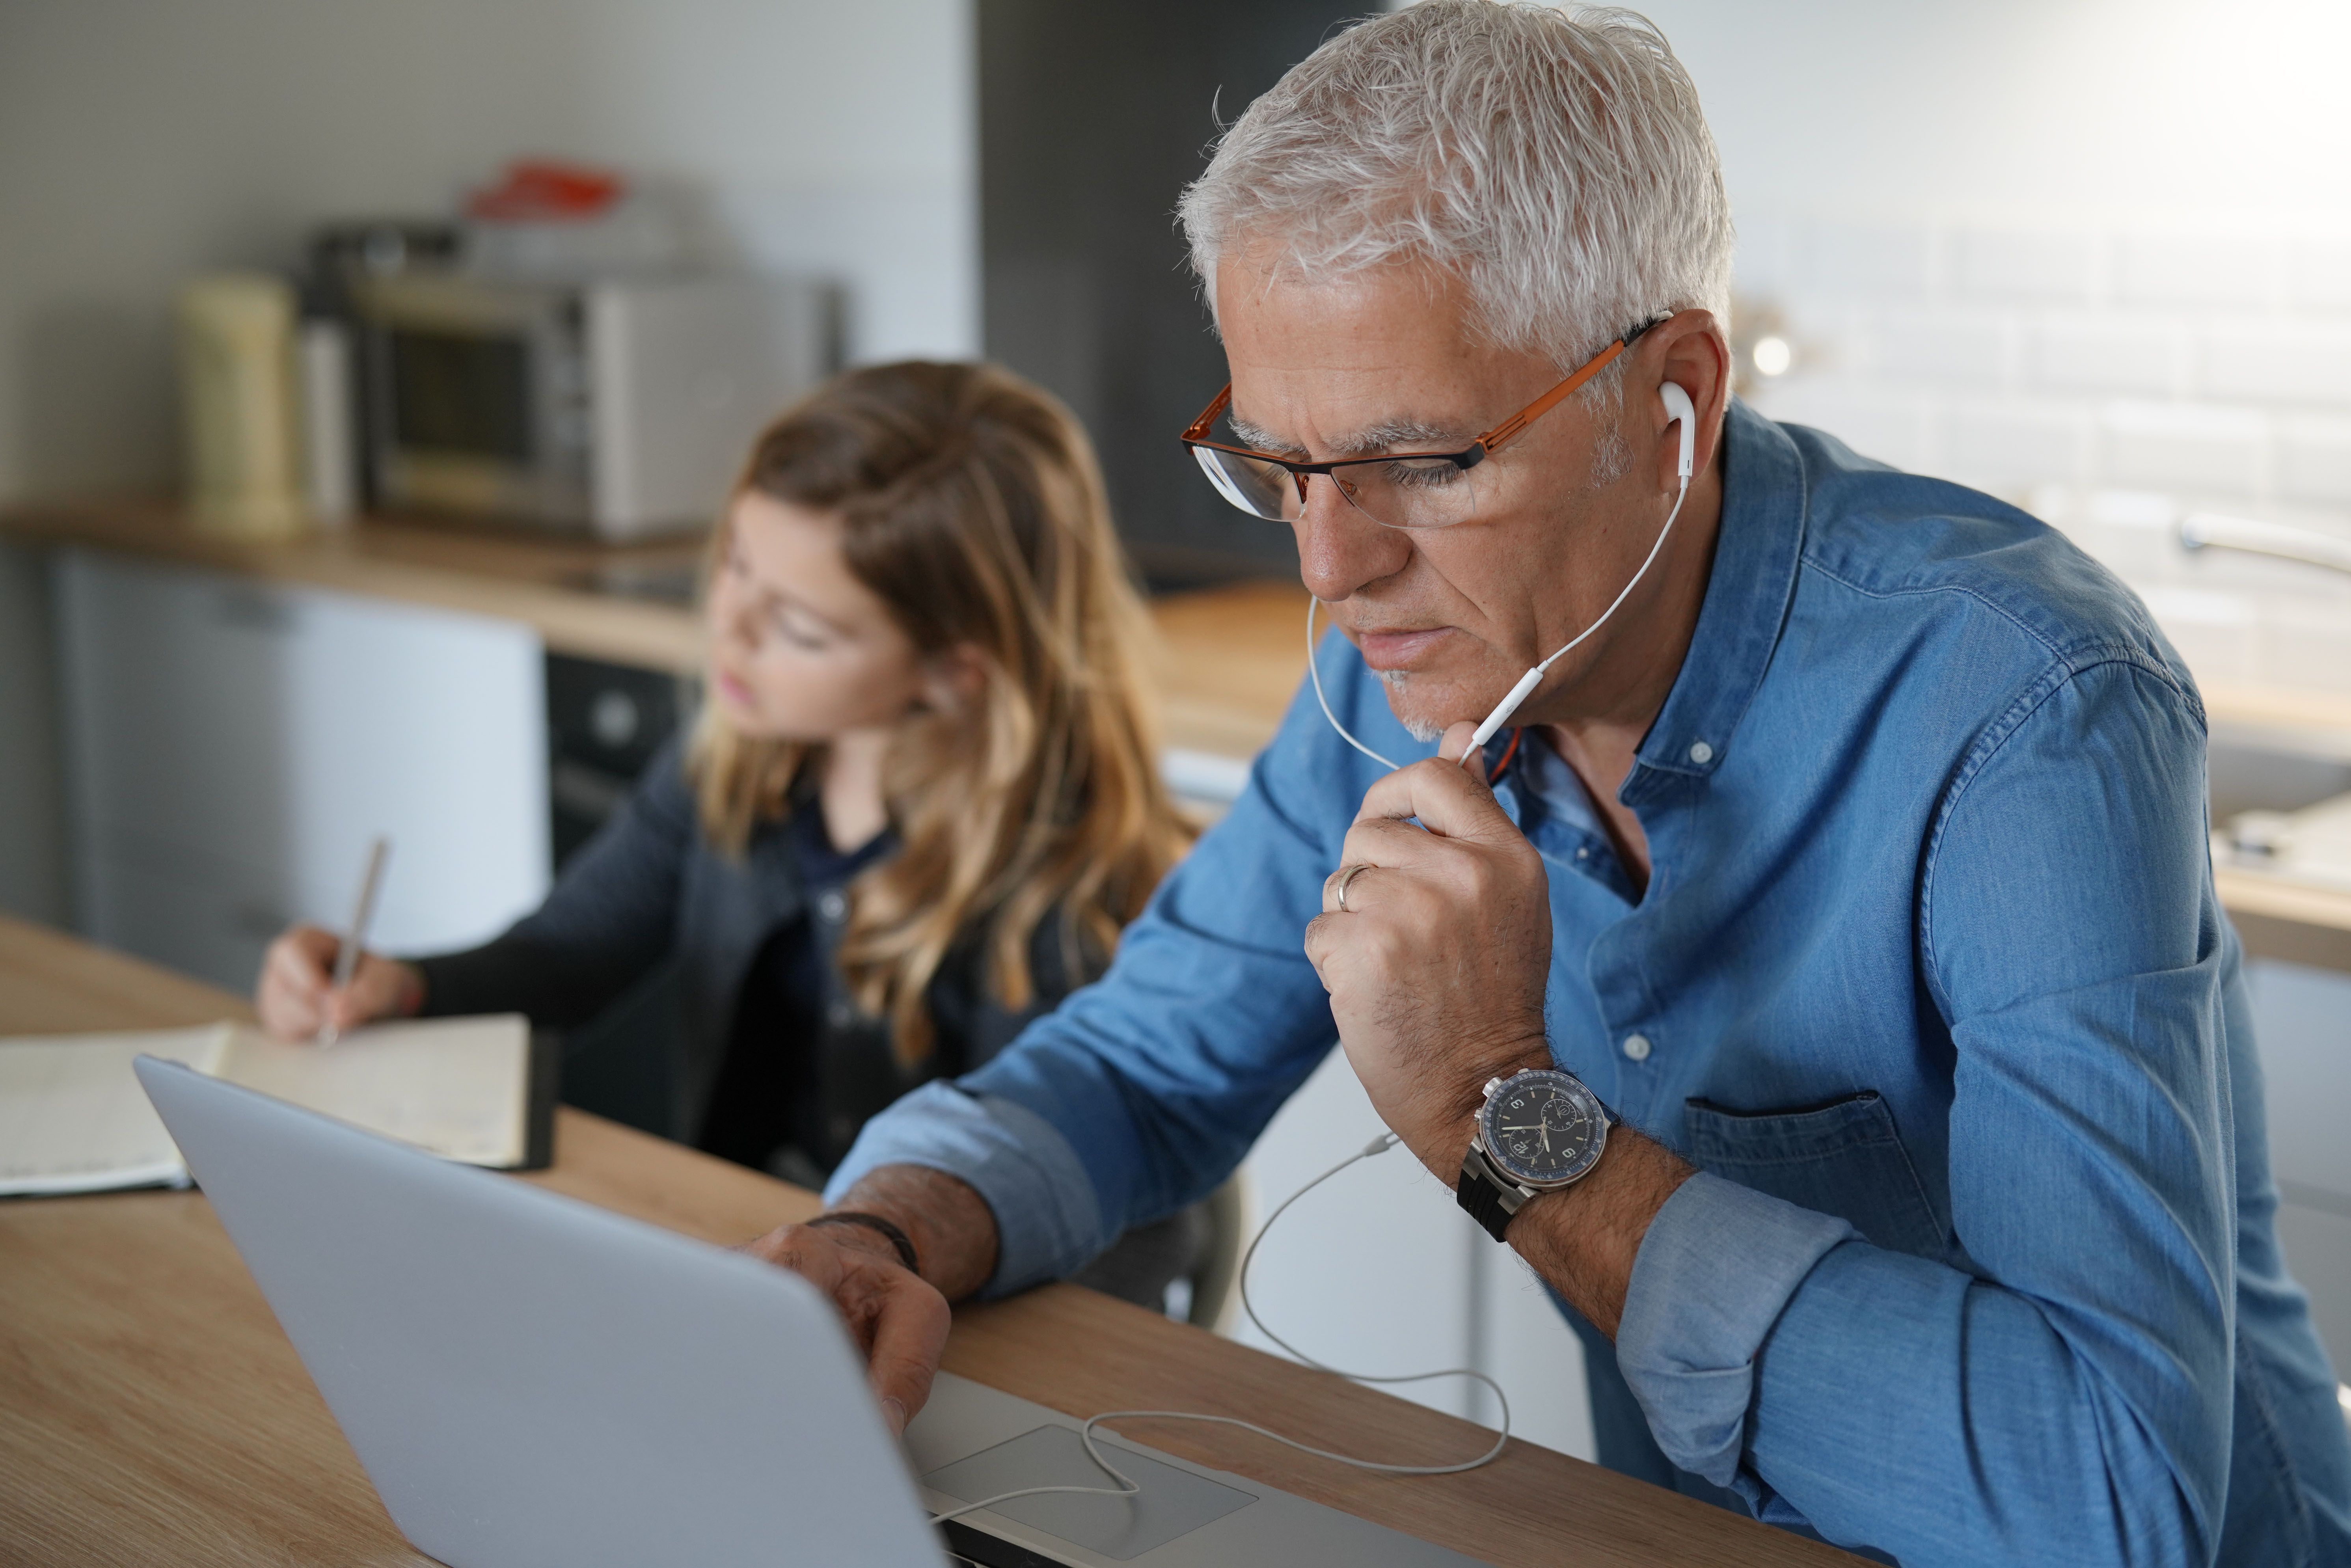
[1660,382,1696,480]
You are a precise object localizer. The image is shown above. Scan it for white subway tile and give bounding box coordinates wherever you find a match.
[1731,215,1799,299]
[2100,402,2267,497]
[2286,238,2351,312]
[1937,401,2093,490]
[2137,587,2256,687]
[2200,323,2351,407]
[2032,315,2187,397]
[1801,222,1936,299]
[1951,229,2099,303]
[2114,234,2280,308]
[1871,311,2011,387]
[1776,292,1872,364]
[2278,415,2351,506]
[2261,607,2351,696]
[1751,377,1932,472]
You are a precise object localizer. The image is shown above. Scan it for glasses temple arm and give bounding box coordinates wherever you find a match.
[1183,385,1234,443]
[1474,337,1629,456]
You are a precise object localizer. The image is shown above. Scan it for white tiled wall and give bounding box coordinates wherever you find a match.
[1740,216,2351,519]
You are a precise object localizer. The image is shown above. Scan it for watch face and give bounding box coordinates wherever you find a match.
[1480,1071,1606,1188]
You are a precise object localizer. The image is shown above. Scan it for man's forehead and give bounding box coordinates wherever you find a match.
[1215,249,1494,456]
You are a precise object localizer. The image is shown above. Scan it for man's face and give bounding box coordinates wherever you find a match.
[1216,251,1671,739]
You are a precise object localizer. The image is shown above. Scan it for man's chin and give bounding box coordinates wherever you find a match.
[1377,670,1462,745]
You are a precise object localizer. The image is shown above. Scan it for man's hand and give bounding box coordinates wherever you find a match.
[738,1164,999,1436]
[1302,723,1552,1179]
[738,1220,949,1437]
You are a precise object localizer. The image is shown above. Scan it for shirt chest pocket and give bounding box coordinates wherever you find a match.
[1682,1090,1950,1262]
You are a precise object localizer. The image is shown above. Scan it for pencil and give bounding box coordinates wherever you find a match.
[318,836,390,1048]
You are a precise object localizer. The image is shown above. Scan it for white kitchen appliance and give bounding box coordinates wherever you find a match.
[355,271,830,541]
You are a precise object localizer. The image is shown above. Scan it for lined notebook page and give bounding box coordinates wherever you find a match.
[0,1026,232,1196]
[0,1015,531,1196]
[219,1016,529,1167]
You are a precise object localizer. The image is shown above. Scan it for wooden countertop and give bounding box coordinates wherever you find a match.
[0,495,716,676]
[0,914,1854,1567]
[0,496,1308,763]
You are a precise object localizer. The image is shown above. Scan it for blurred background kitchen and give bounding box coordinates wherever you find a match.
[1,0,2345,1461]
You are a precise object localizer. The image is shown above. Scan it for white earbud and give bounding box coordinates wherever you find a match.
[1661,380,1696,480]
[1307,382,1702,774]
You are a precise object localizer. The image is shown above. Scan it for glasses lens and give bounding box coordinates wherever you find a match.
[1190,441,1490,530]
[1192,445,1301,523]
[1332,454,1486,530]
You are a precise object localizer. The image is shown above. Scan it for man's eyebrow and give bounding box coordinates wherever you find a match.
[1225,412,1469,459]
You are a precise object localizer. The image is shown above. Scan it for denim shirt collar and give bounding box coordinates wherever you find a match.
[1618,398,1808,807]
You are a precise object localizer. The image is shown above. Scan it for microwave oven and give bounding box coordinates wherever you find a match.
[353,272,829,541]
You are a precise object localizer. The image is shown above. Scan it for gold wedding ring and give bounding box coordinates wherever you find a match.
[1334,862,1373,913]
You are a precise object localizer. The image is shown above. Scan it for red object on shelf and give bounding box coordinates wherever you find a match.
[466,160,626,223]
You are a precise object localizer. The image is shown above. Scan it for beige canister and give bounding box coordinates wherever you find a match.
[177,273,309,539]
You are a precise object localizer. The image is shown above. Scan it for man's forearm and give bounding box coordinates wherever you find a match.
[1507,1128,1695,1338]
[828,1163,1001,1302]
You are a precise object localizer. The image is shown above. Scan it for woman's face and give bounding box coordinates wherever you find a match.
[704,490,930,741]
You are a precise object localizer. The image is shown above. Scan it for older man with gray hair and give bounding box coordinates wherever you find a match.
[747,4,2351,1562]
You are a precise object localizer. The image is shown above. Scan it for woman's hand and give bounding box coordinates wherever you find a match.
[738,1220,951,1437]
[255,923,425,1042]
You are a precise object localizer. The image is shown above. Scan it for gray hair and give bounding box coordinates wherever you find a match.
[1179,1,1733,384]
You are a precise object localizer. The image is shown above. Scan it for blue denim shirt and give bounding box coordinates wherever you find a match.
[832,401,2351,1565]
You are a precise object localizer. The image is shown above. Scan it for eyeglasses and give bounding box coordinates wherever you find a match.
[1179,320,1660,531]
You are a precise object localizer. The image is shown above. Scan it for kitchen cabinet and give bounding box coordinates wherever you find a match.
[54,548,549,994]
[2250,957,2351,1376]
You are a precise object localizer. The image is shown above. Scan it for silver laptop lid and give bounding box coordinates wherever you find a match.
[134,1056,944,1568]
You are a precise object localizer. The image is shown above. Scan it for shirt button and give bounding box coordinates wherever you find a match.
[1687,740,1714,765]
[1621,1032,1653,1062]
[817,890,846,922]
[827,1000,853,1028]
[1576,847,1589,860]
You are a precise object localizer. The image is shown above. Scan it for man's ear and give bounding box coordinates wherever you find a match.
[1649,309,1732,486]
[918,643,990,714]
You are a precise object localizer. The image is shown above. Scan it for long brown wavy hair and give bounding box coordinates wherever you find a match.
[686,360,1192,1067]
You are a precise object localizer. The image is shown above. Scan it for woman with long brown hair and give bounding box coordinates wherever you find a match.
[254,360,1200,1302]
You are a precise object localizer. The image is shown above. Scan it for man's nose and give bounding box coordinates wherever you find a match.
[1293,475,1411,604]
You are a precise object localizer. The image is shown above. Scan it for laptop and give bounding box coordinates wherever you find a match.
[135,1056,1486,1567]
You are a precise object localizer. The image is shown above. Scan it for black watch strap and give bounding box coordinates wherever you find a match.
[807,1211,920,1275]
[1456,1145,1520,1243]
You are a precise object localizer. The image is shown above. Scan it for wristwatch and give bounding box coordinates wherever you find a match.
[1456,1067,1617,1242]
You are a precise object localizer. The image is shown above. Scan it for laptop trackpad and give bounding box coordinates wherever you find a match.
[923,1426,1257,1560]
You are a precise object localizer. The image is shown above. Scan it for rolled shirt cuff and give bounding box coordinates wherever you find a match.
[823,1081,1108,1299]
[1613,1170,1856,1487]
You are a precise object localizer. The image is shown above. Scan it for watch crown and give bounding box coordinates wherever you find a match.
[1482,1076,1503,1096]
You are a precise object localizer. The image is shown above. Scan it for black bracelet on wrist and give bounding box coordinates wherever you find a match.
[807,1211,920,1276]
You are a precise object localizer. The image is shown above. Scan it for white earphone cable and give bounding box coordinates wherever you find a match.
[1457,469,1690,764]
[933,404,1696,1533]
[1307,594,1403,772]
[928,1131,1509,1529]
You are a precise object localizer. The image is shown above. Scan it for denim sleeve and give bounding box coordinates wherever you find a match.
[827,642,1399,1297]
[1617,655,2234,1566]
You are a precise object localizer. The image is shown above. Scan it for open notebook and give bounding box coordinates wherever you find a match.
[0,1015,554,1197]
